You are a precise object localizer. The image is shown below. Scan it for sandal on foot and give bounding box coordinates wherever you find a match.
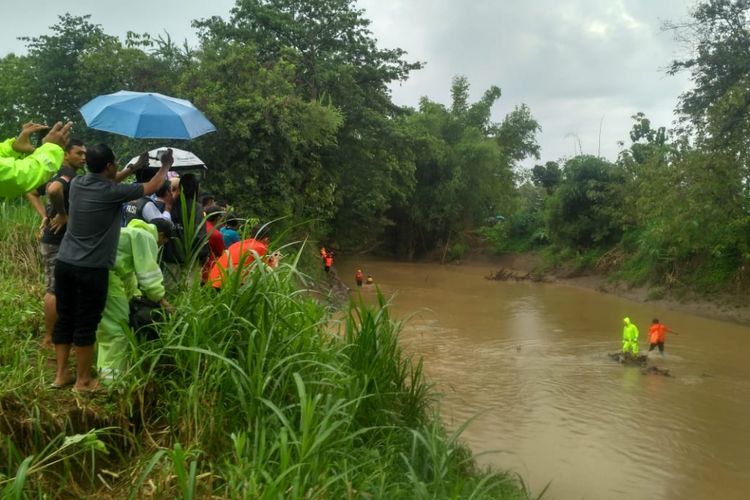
[71,383,106,395]
[50,378,76,389]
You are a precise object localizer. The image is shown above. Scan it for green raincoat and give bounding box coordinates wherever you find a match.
[0,138,63,198]
[622,317,639,355]
[97,219,165,378]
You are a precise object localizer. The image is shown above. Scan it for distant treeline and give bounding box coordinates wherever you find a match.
[0,1,538,260]
[493,0,750,295]
[1,0,748,294]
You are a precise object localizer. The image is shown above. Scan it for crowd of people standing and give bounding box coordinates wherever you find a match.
[1,123,276,393]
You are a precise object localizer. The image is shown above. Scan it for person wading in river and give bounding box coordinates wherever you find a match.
[648,318,678,356]
[324,252,334,273]
[622,317,640,357]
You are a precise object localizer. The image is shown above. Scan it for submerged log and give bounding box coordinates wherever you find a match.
[641,365,673,377]
[607,352,673,376]
[607,352,649,366]
[485,268,547,282]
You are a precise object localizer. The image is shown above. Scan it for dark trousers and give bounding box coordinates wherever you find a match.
[53,260,109,347]
[648,342,665,354]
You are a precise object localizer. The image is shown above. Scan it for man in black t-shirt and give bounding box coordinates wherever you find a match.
[26,139,86,348]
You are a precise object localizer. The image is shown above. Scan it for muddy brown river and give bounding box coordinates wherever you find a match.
[337,258,750,500]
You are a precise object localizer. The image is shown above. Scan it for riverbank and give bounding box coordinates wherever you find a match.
[474,251,750,326]
[0,201,531,499]
[345,256,750,499]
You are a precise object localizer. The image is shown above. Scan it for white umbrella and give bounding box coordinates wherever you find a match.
[128,147,207,169]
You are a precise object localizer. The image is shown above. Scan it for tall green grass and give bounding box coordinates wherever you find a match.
[0,202,47,390]
[0,200,531,499]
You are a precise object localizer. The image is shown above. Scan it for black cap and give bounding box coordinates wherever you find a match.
[150,217,173,238]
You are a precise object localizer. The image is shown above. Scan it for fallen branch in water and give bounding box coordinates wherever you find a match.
[485,267,549,282]
[607,352,673,376]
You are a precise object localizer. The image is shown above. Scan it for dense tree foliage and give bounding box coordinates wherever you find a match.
[648,0,750,290]
[485,0,750,294]
[385,77,539,258]
[0,4,540,258]
[544,155,624,250]
[194,0,424,245]
[2,0,749,296]
[531,161,562,194]
[175,40,343,221]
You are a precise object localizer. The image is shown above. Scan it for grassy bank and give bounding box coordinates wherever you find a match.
[0,201,531,499]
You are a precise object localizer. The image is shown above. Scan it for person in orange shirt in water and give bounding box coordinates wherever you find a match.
[355,269,364,287]
[648,318,678,355]
[324,251,334,273]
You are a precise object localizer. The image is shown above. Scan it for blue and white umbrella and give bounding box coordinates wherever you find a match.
[80,90,216,140]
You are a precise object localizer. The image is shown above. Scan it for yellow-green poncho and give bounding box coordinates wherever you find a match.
[97,219,165,378]
[0,138,63,198]
[622,317,639,355]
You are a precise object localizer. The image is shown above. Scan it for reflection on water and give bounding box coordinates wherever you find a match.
[338,258,750,500]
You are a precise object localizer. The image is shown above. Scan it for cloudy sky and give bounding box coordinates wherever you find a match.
[0,0,695,164]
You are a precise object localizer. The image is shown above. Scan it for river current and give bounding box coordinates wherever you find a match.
[337,258,750,500]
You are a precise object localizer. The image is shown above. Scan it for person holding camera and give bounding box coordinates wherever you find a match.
[51,145,173,393]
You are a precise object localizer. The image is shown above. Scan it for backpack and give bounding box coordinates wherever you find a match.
[122,197,165,226]
[129,297,166,342]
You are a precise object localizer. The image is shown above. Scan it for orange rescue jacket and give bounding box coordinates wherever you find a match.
[648,323,668,344]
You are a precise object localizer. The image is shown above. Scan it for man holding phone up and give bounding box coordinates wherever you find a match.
[52,145,173,392]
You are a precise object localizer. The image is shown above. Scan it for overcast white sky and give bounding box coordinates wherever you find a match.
[0,0,695,165]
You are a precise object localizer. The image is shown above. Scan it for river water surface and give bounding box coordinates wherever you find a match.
[338,258,750,500]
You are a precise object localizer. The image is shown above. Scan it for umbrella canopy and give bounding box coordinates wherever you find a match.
[128,147,207,170]
[80,90,216,139]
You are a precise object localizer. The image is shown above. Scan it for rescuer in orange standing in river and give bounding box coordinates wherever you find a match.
[648,318,678,355]
[324,252,334,273]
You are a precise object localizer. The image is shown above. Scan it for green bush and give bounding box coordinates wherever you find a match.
[448,241,468,261]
